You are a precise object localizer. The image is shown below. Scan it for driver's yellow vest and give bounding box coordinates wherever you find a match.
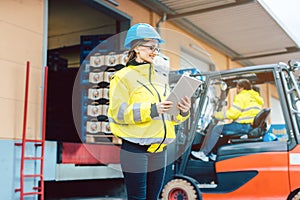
[226,89,264,124]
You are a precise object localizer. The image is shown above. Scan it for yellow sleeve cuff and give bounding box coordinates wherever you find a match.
[214,111,225,120]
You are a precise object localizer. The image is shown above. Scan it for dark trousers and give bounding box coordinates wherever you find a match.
[120,140,167,200]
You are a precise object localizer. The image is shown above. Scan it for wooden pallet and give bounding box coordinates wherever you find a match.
[85,133,121,144]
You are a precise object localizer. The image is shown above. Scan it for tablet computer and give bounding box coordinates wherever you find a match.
[166,74,202,115]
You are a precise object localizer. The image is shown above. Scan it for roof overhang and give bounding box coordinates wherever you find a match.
[135,0,300,66]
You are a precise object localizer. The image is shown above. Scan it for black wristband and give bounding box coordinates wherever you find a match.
[150,103,159,118]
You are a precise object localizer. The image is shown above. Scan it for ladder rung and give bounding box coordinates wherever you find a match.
[15,139,43,146]
[24,191,43,196]
[24,174,43,178]
[33,186,41,190]
[24,157,43,160]
[26,139,43,143]
[15,188,21,192]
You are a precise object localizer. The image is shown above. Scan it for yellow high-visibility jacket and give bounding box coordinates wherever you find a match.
[108,63,189,152]
[226,89,264,124]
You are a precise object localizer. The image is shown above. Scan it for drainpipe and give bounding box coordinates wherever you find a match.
[156,12,167,33]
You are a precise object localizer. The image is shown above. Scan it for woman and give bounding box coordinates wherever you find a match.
[108,23,191,200]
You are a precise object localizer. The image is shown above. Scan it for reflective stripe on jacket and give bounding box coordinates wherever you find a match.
[226,89,264,124]
[108,63,189,152]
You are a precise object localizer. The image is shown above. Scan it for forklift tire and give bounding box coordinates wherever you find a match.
[162,178,198,200]
[291,190,300,200]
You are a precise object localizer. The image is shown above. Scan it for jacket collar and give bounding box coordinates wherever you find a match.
[128,63,154,76]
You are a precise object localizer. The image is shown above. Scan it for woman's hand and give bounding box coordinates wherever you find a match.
[177,96,191,113]
[156,101,173,114]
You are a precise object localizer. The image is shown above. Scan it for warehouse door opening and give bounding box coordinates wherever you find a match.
[46,0,130,142]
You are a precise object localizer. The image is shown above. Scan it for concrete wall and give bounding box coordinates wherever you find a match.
[0,0,45,140]
[0,139,57,200]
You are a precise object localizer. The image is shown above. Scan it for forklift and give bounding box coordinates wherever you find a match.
[162,61,300,200]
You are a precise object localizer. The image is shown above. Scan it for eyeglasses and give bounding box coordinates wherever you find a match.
[139,45,160,53]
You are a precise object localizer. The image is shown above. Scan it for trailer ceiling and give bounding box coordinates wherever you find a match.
[135,0,300,66]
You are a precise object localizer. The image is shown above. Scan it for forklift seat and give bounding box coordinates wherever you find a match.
[229,108,271,143]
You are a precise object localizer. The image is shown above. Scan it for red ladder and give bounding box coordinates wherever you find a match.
[15,61,48,200]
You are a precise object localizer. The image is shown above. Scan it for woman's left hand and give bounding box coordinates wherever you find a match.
[177,96,191,113]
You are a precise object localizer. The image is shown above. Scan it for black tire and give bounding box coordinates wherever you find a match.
[162,178,198,200]
[292,190,300,200]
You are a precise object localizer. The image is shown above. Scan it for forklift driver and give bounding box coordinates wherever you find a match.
[191,79,264,161]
